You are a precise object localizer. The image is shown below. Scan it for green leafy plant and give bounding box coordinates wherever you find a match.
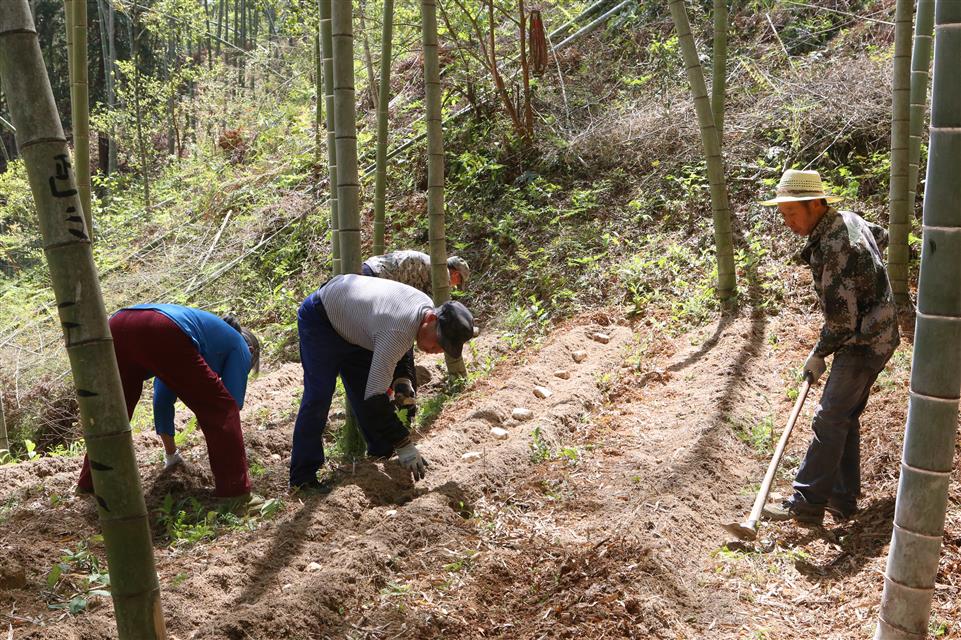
[45,538,111,615]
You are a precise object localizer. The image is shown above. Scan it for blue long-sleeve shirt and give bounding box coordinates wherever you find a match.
[124,304,251,436]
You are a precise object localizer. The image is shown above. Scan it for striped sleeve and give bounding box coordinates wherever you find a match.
[366,329,416,399]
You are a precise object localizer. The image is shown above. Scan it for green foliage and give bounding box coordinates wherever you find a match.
[501,295,551,350]
[156,493,283,546]
[730,415,775,455]
[45,538,111,615]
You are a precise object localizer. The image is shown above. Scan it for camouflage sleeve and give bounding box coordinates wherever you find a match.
[865,220,889,253]
[813,250,859,358]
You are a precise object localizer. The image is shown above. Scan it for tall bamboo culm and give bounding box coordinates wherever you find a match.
[667,0,736,302]
[319,0,340,275]
[0,2,166,637]
[68,0,92,238]
[907,0,935,209]
[372,0,395,256]
[331,0,366,456]
[886,0,914,313]
[0,391,8,454]
[421,0,465,377]
[875,2,961,636]
[711,0,727,138]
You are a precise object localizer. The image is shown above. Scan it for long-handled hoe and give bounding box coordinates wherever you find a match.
[722,375,812,541]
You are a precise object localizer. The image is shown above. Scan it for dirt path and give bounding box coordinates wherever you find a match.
[0,310,958,639]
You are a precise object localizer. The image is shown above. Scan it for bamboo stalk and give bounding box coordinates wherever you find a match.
[70,0,92,238]
[711,0,728,139]
[0,391,8,454]
[372,0,394,256]
[886,0,914,312]
[875,3,961,637]
[0,3,166,637]
[667,0,736,302]
[421,0,465,377]
[319,0,340,275]
[907,0,934,211]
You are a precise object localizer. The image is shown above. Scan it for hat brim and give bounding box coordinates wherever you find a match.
[759,194,844,206]
[439,336,464,360]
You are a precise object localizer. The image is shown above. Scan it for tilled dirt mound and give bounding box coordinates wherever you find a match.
[1,310,958,639]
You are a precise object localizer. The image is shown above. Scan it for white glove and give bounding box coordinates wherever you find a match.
[164,450,185,470]
[804,349,826,383]
[396,443,428,481]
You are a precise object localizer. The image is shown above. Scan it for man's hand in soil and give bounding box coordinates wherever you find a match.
[392,378,416,409]
[804,349,826,383]
[396,443,428,481]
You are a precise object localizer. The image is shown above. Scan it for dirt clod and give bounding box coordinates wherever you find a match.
[462,451,483,462]
[572,350,588,363]
[554,369,571,379]
[305,562,322,572]
[590,332,611,344]
[0,558,26,589]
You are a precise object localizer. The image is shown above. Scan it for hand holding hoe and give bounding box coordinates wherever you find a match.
[722,375,812,541]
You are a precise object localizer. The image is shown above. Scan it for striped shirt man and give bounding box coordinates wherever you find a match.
[318,274,433,399]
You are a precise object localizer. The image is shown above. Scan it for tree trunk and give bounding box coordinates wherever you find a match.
[331,0,366,456]
[130,9,151,211]
[372,0,393,256]
[875,3,961,637]
[711,0,727,139]
[887,0,914,314]
[96,0,117,175]
[319,0,340,275]
[421,0,465,377]
[667,0,736,303]
[358,0,378,110]
[0,3,167,637]
[64,0,92,238]
[518,0,534,134]
[907,0,934,212]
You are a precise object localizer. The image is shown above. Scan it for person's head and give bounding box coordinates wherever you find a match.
[222,314,261,374]
[416,301,478,359]
[446,256,470,289]
[759,169,841,236]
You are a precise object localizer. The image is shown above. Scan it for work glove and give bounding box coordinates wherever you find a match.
[164,449,185,471]
[396,443,428,481]
[804,349,826,383]
[391,378,416,409]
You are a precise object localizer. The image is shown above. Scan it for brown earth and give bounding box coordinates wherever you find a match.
[0,307,959,639]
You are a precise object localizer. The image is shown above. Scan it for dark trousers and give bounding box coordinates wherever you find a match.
[78,310,251,498]
[289,292,409,486]
[793,350,889,509]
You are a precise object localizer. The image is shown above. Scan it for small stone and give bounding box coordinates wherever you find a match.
[385,509,397,517]
[306,562,322,573]
[462,451,482,462]
[270,454,281,461]
[490,427,509,440]
[512,407,534,421]
[533,385,553,399]
[553,369,571,380]
[282,583,293,592]
[572,350,588,363]
[591,332,611,344]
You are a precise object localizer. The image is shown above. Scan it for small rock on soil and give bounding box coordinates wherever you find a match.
[512,407,534,421]
[572,350,588,363]
[490,427,509,440]
[533,386,553,399]
[553,369,571,379]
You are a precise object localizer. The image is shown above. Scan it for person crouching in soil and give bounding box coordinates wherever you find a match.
[361,249,471,419]
[76,304,261,510]
[760,169,899,525]
[289,274,477,491]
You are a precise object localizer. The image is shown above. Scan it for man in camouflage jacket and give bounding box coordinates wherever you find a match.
[761,170,899,525]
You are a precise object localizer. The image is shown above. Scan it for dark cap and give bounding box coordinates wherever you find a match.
[436,301,477,360]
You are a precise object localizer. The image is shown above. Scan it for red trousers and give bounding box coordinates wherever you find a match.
[77,310,251,498]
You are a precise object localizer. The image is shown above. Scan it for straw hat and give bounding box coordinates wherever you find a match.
[759,169,843,206]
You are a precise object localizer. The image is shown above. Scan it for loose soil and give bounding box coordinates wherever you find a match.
[0,306,958,639]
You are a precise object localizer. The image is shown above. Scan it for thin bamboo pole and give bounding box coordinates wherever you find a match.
[421,0,465,377]
[907,0,934,210]
[0,391,8,453]
[875,4,961,637]
[667,0,736,302]
[320,0,340,275]
[130,8,151,211]
[0,2,166,636]
[372,0,394,256]
[69,0,91,238]
[711,0,727,139]
[887,0,914,312]
[358,0,378,109]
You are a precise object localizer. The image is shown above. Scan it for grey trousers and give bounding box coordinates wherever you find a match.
[793,350,890,509]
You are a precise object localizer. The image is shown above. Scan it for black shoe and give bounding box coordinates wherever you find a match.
[762,499,824,525]
[289,477,333,496]
[825,501,858,522]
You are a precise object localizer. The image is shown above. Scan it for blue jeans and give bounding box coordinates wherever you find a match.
[289,291,410,486]
[793,350,889,509]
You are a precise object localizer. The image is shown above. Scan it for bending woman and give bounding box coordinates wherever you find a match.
[76,304,260,499]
